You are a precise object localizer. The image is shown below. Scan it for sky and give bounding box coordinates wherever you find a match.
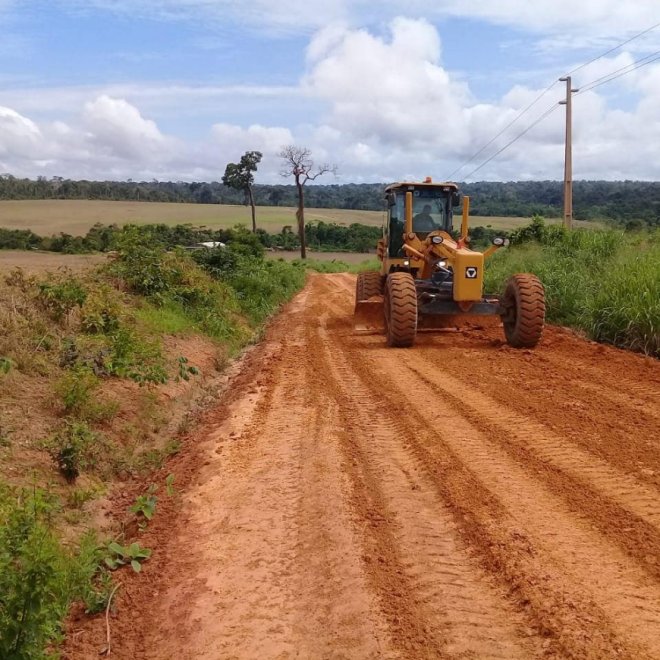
[0,1,658,183]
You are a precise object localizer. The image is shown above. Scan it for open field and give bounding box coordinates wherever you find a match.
[0,250,107,273]
[67,272,660,659]
[0,199,597,235]
[0,249,369,273]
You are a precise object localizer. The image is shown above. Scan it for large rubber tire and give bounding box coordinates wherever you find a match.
[385,272,418,347]
[355,271,383,303]
[501,273,545,348]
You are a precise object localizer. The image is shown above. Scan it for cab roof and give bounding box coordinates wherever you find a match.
[385,180,459,194]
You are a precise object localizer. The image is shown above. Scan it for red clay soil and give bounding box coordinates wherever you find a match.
[64,273,660,660]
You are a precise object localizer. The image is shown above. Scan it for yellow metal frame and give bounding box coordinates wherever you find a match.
[380,186,505,306]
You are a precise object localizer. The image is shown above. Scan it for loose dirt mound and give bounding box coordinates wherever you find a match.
[66,273,660,659]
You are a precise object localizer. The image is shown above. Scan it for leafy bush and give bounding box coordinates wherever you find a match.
[46,420,102,481]
[0,485,108,658]
[222,256,306,324]
[54,365,118,422]
[37,278,88,321]
[80,284,123,334]
[0,228,42,250]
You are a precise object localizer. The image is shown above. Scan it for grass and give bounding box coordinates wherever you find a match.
[0,199,599,236]
[485,221,660,357]
[134,300,198,335]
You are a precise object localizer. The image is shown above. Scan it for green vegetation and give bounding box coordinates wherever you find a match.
[129,484,158,526]
[104,541,151,573]
[46,420,105,482]
[485,217,659,356]
[0,224,321,656]
[0,485,110,659]
[0,219,384,254]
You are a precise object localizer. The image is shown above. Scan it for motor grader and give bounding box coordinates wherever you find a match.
[354,178,545,348]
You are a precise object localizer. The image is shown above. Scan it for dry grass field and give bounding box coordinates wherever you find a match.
[0,250,107,273]
[0,199,593,236]
[0,249,369,272]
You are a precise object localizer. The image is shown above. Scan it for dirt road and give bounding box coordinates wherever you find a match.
[68,273,660,659]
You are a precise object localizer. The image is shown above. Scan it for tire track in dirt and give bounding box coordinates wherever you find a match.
[304,312,538,658]
[133,293,395,659]
[330,351,628,656]
[344,344,660,657]
[403,360,660,575]
[405,361,660,525]
[416,339,660,487]
[315,276,660,656]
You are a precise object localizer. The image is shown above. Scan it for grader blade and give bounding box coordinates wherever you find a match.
[353,297,384,334]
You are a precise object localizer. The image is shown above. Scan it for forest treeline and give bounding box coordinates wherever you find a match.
[0,175,658,225]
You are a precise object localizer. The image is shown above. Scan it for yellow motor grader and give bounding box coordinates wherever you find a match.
[355,178,545,348]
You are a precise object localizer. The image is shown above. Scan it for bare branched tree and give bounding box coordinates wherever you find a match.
[279,146,337,259]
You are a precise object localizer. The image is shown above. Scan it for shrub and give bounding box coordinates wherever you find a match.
[80,284,123,334]
[46,421,101,481]
[37,277,88,322]
[0,485,109,658]
[55,365,99,416]
[223,257,306,324]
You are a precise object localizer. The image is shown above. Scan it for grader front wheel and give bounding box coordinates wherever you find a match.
[501,273,545,348]
[385,272,418,347]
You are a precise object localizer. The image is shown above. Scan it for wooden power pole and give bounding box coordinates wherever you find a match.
[559,76,579,229]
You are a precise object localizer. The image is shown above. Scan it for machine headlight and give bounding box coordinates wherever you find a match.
[493,237,505,246]
[431,235,444,245]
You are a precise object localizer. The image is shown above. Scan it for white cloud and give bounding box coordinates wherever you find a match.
[304,18,471,151]
[0,107,43,159]
[82,95,168,160]
[211,123,294,157]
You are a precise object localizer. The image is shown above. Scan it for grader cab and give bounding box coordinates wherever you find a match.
[354,178,545,348]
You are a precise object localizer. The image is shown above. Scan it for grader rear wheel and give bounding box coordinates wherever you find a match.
[501,273,545,348]
[385,272,417,347]
[355,271,383,302]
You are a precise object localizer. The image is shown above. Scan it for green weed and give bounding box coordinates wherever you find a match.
[46,421,102,482]
[129,484,158,528]
[104,541,151,573]
[37,277,88,322]
[0,485,110,657]
[176,356,200,381]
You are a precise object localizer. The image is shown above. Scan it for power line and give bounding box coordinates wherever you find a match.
[446,20,660,181]
[461,104,560,181]
[567,21,660,76]
[576,49,660,94]
[445,80,558,181]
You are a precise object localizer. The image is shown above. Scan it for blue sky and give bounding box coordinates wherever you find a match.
[0,1,658,182]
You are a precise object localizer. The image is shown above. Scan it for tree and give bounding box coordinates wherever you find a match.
[279,146,336,259]
[222,150,263,232]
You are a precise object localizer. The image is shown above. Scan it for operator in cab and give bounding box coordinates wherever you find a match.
[413,204,437,232]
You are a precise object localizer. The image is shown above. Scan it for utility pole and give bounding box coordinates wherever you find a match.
[559,76,579,229]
